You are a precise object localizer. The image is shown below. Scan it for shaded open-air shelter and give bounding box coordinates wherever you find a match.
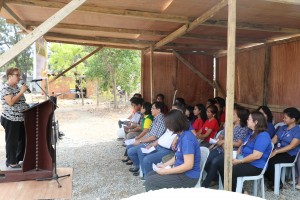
[1,0,300,192]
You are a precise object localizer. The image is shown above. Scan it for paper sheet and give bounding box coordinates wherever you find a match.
[209,138,218,144]
[140,146,156,154]
[124,139,135,146]
[152,163,171,171]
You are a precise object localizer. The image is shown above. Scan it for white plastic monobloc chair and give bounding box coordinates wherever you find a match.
[274,150,300,195]
[195,147,210,187]
[235,143,274,199]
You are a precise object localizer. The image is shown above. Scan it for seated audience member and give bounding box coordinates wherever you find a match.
[265,107,300,189]
[123,97,144,134]
[175,97,186,106]
[206,98,216,108]
[202,105,249,188]
[140,103,194,177]
[127,102,166,174]
[185,105,196,123]
[118,94,142,128]
[214,97,226,130]
[197,104,219,147]
[218,111,272,192]
[156,93,169,114]
[144,110,200,191]
[257,106,275,138]
[122,102,153,164]
[193,104,208,133]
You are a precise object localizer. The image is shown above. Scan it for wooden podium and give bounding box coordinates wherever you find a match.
[0,100,54,182]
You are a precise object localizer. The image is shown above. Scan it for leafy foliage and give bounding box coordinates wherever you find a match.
[0,17,33,80]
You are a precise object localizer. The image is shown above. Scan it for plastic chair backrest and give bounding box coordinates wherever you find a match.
[199,147,210,180]
[274,122,285,130]
[261,143,274,175]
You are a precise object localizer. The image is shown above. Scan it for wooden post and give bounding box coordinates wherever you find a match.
[0,0,88,68]
[49,46,102,83]
[263,45,271,106]
[224,0,236,191]
[150,46,154,103]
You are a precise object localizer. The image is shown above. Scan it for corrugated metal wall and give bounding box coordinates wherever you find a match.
[216,40,300,123]
[142,52,214,108]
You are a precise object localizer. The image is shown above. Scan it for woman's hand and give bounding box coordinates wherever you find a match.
[156,168,169,175]
[133,140,140,146]
[232,159,242,165]
[146,144,152,149]
[270,150,277,158]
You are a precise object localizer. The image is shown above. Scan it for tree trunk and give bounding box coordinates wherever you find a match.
[112,70,117,109]
[80,76,84,106]
[96,78,100,106]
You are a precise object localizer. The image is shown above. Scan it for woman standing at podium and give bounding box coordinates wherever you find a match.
[0,67,29,168]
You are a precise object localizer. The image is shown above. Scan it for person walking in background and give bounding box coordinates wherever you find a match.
[0,67,29,168]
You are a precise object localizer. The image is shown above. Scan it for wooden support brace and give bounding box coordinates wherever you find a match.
[3,3,29,32]
[173,50,216,89]
[263,45,271,106]
[49,46,103,83]
[0,0,88,68]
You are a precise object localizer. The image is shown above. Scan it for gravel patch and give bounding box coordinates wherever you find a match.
[0,99,299,199]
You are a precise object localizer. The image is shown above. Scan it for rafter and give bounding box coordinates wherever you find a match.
[153,0,228,49]
[263,0,300,5]
[0,0,88,68]
[203,19,300,34]
[25,21,266,44]
[2,3,29,32]
[45,32,153,48]
[6,0,191,23]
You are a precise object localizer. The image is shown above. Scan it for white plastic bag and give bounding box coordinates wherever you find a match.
[117,125,126,139]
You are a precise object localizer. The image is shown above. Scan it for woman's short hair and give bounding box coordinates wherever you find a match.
[251,111,267,137]
[165,109,190,132]
[257,106,273,123]
[235,106,249,127]
[175,97,186,105]
[172,102,186,113]
[143,102,152,115]
[6,67,20,80]
[283,107,300,122]
[156,93,165,100]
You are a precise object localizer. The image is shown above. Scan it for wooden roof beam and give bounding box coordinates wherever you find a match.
[6,0,191,23]
[152,0,228,50]
[0,0,88,68]
[45,32,153,48]
[0,0,5,11]
[263,0,300,5]
[2,3,29,32]
[203,19,300,34]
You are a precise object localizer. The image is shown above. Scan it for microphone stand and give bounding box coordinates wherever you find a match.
[34,80,70,188]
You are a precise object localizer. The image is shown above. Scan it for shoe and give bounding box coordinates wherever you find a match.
[129,167,139,172]
[296,184,300,190]
[7,164,21,168]
[122,144,126,147]
[126,161,133,165]
[133,171,140,176]
[122,158,129,162]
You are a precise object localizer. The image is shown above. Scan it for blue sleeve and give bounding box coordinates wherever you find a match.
[294,127,300,140]
[181,136,195,155]
[254,132,271,153]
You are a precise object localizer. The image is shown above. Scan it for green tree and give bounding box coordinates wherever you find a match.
[0,17,33,81]
[85,47,141,108]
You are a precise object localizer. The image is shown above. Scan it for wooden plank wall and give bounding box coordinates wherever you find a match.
[216,40,300,123]
[142,52,214,108]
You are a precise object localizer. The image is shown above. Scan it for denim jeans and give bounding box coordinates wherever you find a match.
[127,144,144,168]
[141,146,173,175]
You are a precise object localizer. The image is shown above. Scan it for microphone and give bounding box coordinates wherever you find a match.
[21,81,31,93]
[31,79,43,82]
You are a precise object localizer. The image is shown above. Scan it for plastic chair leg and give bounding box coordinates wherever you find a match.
[253,180,258,196]
[274,164,281,195]
[261,178,265,199]
[236,178,243,193]
[281,167,286,183]
[292,167,296,191]
[218,173,223,190]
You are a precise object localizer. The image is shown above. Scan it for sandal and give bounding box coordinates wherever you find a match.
[122,158,129,162]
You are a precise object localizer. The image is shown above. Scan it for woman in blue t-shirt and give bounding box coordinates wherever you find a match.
[218,111,272,192]
[265,107,300,189]
[144,109,200,191]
